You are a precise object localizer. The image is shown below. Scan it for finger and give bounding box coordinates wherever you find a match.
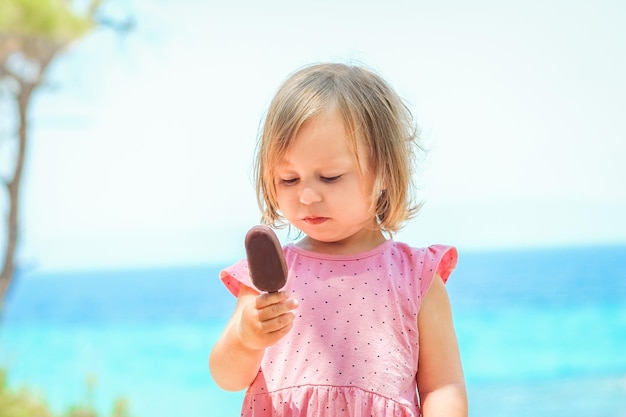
[255,291,290,309]
[265,320,295,344]
[257,297,299,322]
[260,311,297,334]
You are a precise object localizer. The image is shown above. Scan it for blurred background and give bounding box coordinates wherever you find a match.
[1,0,625,416]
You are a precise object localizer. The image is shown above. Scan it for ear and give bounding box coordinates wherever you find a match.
[374,176,387,196]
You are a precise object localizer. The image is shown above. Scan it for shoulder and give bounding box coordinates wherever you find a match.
[219,258,253,297]
[390,242,458,277]
[389,241,459,300]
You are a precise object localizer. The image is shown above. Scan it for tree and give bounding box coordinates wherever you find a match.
[1,368,136,417]
[0,0,122,302]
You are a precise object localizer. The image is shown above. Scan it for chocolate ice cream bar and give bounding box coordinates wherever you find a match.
[244,225,287,292]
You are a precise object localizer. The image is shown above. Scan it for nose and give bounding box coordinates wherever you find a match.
[299,187,322,205]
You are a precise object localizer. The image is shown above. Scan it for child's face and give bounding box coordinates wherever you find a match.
[274,110,381,251]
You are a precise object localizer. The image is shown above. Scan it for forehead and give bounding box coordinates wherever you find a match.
[277,110,368,169]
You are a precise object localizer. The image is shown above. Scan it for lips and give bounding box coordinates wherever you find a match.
[303,216,327,225]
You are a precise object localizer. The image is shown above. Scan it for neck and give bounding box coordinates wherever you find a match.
[296,228,387,255]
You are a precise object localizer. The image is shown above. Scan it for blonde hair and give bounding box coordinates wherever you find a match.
[254,62,421,234]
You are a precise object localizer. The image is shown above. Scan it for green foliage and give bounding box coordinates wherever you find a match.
[0,369,137,417]
[0,0,98,41]
[0,370,53,417]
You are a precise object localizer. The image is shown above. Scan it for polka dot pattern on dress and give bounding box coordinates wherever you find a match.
[220,240,458,417]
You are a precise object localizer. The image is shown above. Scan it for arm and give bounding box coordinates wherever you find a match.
[209,284,299,391]
[417,274,468,417]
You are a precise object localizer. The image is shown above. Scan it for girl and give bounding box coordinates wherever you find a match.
[210,63,467,417]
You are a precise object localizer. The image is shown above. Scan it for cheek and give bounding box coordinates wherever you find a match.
[330,185,367,212]
[275,187,294,211]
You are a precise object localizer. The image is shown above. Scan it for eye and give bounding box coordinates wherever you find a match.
[280,177,299,185]
[321,175,342,183]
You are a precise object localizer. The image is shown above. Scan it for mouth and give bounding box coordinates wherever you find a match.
[303,216,328,225]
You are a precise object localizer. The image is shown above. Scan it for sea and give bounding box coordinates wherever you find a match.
[1,244,625,417]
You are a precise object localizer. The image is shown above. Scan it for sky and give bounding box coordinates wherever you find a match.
[1,0,625,272]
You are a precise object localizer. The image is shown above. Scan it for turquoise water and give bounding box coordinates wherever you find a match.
[1,245,625,416]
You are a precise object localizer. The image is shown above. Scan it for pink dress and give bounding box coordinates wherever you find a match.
[220,240,458,417]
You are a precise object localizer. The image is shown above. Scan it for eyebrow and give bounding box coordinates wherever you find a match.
[276,157,354,172]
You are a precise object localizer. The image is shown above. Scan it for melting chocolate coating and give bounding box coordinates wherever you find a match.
[245,225,288,292]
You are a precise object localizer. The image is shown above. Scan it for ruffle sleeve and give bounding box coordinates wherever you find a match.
[219,259,256,297]
[419,244,458,298]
